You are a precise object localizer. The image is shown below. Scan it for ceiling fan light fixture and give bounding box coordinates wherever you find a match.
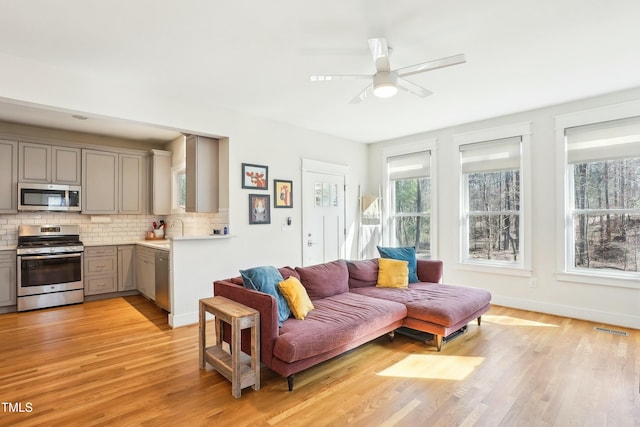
[373,72,398,98]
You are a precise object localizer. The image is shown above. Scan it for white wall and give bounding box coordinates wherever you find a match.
[0,53,368,320]
[368,87,640,330]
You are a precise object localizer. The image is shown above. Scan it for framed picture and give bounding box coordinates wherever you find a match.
[249,194,271,224]
[242,163,268,190]
[274,179,293,208]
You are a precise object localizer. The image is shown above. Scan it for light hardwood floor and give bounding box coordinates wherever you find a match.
[0,295,637,426]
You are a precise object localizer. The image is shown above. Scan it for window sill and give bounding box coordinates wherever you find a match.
[456,261,532,278]
[557,271,640,289]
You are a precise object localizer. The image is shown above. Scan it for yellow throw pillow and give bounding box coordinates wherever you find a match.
[377,257,409,288]
[278,276,315,320]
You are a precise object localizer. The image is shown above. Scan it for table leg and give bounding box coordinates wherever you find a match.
[231,317,241,398]
[198,301,205,369]
[251,316,260,391]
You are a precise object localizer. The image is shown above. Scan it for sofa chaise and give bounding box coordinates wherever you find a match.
[213,258,491,391]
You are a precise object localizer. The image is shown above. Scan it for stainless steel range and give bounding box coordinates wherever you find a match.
[17,225,84,311]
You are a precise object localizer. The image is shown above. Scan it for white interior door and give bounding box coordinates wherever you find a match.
[302,169,346,266]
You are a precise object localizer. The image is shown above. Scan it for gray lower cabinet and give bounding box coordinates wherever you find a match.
[0,251,16,307]
[136,246,156,300]
[117,245,136,291]
[85,245,137,296]
[84,246,118,295]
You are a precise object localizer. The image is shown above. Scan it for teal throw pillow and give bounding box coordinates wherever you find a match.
[240,266,291,326]
[377,246,419,283]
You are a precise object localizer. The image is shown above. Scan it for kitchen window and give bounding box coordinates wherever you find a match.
[172,164,186,212]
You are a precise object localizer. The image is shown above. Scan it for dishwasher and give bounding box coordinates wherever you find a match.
[155,250,170,311]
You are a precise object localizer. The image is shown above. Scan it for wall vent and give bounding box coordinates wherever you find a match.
[593,326,629,336]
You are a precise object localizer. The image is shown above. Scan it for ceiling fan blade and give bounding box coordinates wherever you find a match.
[397,78,434,98]
[349,85,373,104]
[368,37,391,72]
[396,54,466,78]
[310,74,371,82]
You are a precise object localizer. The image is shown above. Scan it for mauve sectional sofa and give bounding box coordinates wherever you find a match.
[213,258,491,391]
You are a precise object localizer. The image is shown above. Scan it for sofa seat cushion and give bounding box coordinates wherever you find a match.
[350,283,491,328]
[273,293,407,363]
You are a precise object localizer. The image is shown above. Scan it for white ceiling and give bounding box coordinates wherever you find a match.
[0,0,639,143]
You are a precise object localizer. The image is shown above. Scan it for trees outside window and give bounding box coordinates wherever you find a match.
[566,116,640,276]
[392,177,431,257]
[466,170,520,262]
[571,158,640,272]
[387,151,431,258]
[460,137,522,265]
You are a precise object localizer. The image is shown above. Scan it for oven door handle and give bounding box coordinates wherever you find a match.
[19,253,83,261]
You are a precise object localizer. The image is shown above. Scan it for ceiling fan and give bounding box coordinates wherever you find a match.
[310,38,466,104]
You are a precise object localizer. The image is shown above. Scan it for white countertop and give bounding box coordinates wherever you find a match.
[83,234,234,251]
[171,234,235,241]
[137,240,171,251]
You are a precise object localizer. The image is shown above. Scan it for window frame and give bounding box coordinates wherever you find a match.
[454,122,532,276]
[555,101,640,289]
[171,163,186,213]
[382,139,437,259]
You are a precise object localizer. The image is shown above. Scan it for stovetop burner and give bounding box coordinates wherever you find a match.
[17,240,83,248]
[17,224,84,255]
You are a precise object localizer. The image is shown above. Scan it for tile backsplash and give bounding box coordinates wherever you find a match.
[0,211,229,248]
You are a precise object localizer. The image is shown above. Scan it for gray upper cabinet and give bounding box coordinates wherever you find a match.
[19,142,81,184]
[186,135,219,213]
[151,149,172,215]
[52,146,82,184]
[83,149,118,214]
[0,140,18,213]
[83,149,146,215]
[119,153,145,215]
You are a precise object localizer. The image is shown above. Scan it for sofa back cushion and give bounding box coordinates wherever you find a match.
[279,266,300,281]
[295,259,349,300]
[347,259,379,288]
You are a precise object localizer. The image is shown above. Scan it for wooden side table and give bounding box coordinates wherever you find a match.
[199,296,260,398]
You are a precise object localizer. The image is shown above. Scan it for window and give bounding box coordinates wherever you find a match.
[172,164,186,212]
[387,151,432,258]
[565,116,640,276]
[460,137,522,265]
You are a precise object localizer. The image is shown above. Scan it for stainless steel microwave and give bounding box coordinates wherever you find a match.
[17,183,81,212]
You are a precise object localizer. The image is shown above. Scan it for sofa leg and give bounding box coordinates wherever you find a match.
[388,330,395,342]
[477,316,482,326]
[287,375,295,391]
[434,335,443,352]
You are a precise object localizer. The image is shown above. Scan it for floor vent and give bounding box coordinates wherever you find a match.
[594,326,629,336]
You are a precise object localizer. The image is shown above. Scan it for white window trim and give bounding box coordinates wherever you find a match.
[382,139,438,259]
[453,122,532,276]
[555,100,640,288]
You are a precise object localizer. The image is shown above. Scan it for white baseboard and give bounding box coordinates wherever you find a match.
[491,295,640,329]
[168,311,199,328]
